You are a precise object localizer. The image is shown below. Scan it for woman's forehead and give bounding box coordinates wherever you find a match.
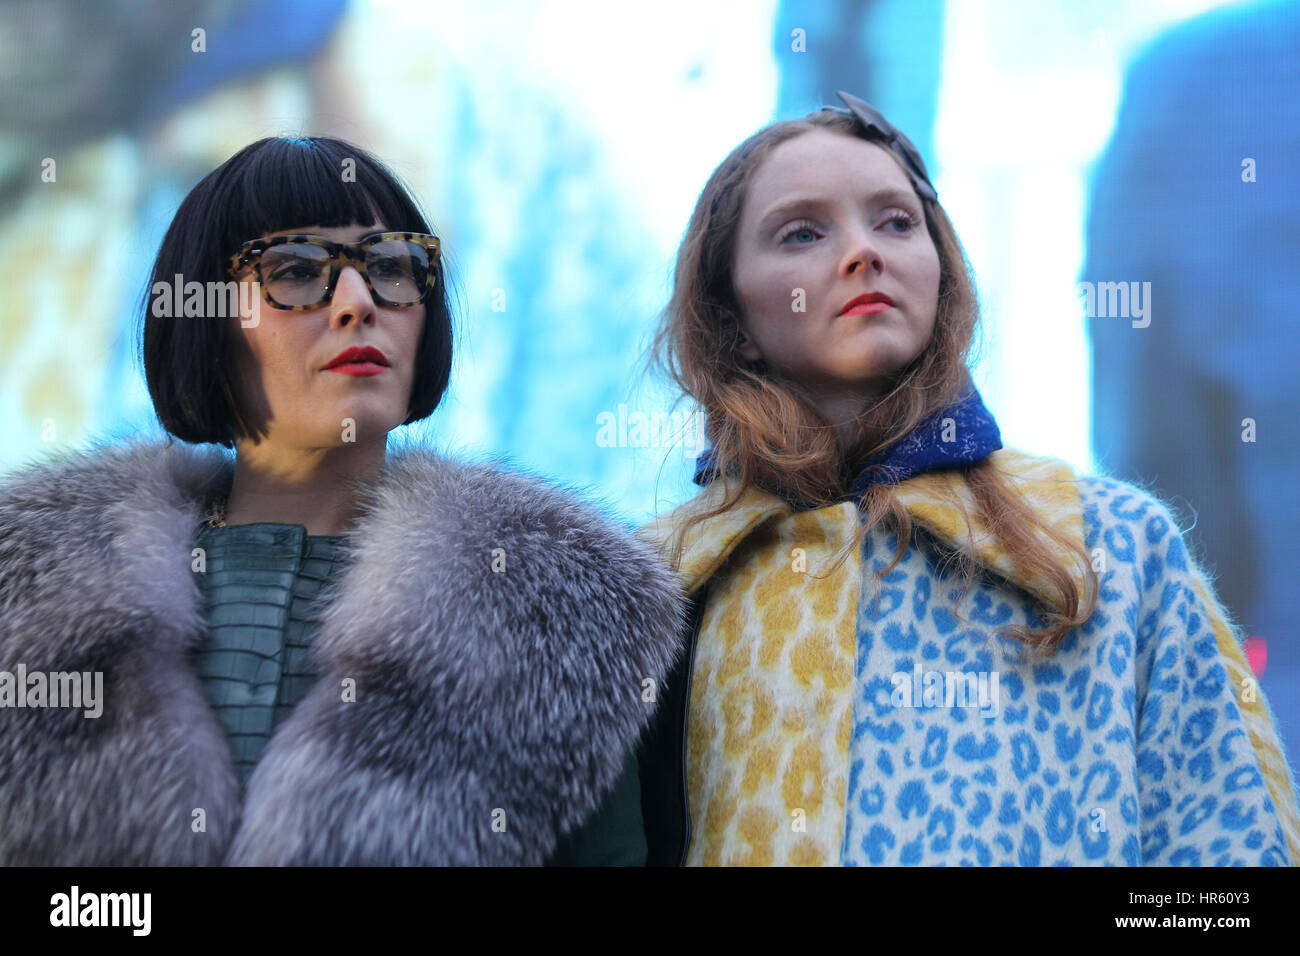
[746,130,914,214]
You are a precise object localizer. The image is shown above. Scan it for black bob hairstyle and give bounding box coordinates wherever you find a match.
[140,136,453,447]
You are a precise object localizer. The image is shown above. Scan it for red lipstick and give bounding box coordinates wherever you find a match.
[838,292,895,317]
[323,345,389,376]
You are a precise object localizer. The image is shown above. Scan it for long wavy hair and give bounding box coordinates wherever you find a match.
[648,108,1096,654]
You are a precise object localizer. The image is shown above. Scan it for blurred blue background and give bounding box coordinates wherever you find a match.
[1,0,1296,779]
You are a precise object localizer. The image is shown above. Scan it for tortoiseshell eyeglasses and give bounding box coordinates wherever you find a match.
[226,232,441,310]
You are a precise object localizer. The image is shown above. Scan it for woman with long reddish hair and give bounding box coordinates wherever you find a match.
[637,92,1300,866]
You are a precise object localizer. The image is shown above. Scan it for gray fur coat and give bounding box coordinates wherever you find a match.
[0,439,686,865]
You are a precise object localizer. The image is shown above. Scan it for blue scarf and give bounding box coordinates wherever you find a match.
[692,386,1003,506]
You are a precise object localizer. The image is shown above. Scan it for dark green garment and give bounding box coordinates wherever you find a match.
[190,520,648,865]
[191,523,348,788]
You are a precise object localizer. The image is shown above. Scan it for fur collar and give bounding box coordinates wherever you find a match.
[641,447,1090,616]
[0,438,686,865]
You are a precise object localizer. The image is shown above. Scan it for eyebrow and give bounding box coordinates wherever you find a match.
[757,187,920,229]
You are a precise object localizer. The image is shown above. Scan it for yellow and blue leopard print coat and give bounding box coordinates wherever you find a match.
[642,448,1300,866]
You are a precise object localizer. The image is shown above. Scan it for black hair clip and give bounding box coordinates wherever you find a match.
[821,90,938,202]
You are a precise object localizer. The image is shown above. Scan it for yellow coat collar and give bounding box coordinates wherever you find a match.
[639,448,1088,615]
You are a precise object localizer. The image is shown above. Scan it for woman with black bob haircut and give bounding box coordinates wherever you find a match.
[0,136,685,866]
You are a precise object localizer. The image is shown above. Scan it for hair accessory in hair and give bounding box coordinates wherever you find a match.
[822,90,938,202]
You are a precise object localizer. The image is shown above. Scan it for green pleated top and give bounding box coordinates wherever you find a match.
[190,519,646,865]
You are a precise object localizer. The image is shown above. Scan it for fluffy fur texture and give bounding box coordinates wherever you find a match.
[0,439,686,865]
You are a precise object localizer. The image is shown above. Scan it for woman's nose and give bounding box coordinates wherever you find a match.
[841,228,885,277]
[329,266,376,325]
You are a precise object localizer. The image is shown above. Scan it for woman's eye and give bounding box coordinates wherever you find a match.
[270,265,315,280]
[779,222,820,244]
[883,210,920,233]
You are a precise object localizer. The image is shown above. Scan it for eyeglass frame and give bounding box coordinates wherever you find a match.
[225,231,442,310]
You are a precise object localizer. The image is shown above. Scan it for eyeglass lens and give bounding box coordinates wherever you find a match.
[260,239,431,306]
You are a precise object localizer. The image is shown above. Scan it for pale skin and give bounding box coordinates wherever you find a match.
[226,220,425,536]
[731,128,942,448]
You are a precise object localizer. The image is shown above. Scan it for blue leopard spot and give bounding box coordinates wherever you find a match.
[950,776,968,808]
[1019,826,1041,866]
[897,779,930,820]
[912,574,931,617]
[1140,750,1170,786]
[1086,682,1113,731]
[1142,554,1163,591]
[1121,795,1138,825]
[1104,524,1135,563]
[1078,760,1121,804]
[1054,722,1082,762]
[1143,821,1169,861]
[1038,691,1060,715]
[920,725,947,769]
[1181,708,1216,748]
[900,832,925,864]
[865,716,905,743]
[973,766,997,786]
[1044,769,1059,787]
[1066,667,1090,710]
[1011,732,1040,782]
[863,675,896,717]
[931,605,959,636]
[1218,729,1246,764]
[943,634,969,666]
[967,792,992,828]
[1122,833,1140,865]
[1005,705,1029,725]
[1168,845,1201,866]
[1157,581,1179,615]
[1077,815,1109,859]
[1179,795,1218,835]
[882,618,918,650]
[970,592,1013,626]
[1002,669,1024,701]
[862,823,896,865]
[1164,535,1187,572]
[922,641,940,660]
[954,732,999,762]
[1033,711,1049,733]
[1193,663,1225,700]
[928,806,956,853]
[998,792,1021,825]
[1110,492,1149,521]
[876,749,894,777]
[1219,800,1256,832]
[1031,663,1065,685]
[1187,750,1213,784]
[1025,783,1045,814]
[1145,514,1168,545]
[858,783,886,816]
[1108,633,1132,678]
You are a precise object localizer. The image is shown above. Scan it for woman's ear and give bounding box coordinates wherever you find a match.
[737,326,762,363]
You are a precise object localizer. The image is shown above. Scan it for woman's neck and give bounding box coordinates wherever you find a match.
[223,438,386,536]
